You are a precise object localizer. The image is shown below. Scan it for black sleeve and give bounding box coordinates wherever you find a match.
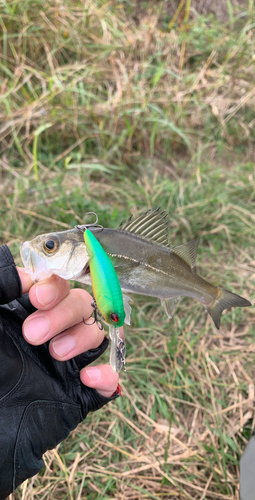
[0,245,120,499]
[0,244,22,305]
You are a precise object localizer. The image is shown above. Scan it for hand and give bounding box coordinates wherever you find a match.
[18,268,121,398]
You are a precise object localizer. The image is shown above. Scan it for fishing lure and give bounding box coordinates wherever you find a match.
[83,228,126,373]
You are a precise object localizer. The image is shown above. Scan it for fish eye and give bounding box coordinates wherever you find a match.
[43,238,59,254]
[110,313,119,323]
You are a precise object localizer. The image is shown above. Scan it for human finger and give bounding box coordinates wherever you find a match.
[17,267,34,294]
[48,320,105,360]
[17,268,70,309]
[49,324,124,362]
[80,364,119,398]
[22,288,94,345]
[28,275,70,310]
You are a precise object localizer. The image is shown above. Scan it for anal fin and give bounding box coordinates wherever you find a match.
[161,297,179,318]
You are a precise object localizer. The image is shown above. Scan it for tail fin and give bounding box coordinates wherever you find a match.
[205,288,251,330]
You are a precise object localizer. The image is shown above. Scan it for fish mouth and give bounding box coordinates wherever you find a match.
[20,240,87,282]
[20,242,34,273]
[20,242,55,281]
[84,263,90,275]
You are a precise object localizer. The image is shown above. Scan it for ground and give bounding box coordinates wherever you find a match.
[1,1,255,499]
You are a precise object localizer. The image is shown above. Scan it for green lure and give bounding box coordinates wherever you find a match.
[84,229,125,328]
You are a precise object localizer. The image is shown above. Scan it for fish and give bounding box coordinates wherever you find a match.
[83,228,126,373]
[20,208,251,330]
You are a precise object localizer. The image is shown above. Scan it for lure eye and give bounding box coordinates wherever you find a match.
[110,313,119,323]
[43,238,59,254]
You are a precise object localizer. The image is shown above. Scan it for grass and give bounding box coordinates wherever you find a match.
[1,1,255,499]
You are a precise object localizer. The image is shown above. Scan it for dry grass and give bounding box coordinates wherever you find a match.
[1,0,255,175]
[4,169,254,500]
[158,0,249,23]
[1,1,255,499]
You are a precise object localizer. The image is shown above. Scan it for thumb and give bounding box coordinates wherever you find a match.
[80,364,119,398]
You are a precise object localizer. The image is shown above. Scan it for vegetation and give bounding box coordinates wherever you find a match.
[1,0,254,498]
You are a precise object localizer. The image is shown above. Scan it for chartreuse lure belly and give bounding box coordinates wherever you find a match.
[83,229,126,373]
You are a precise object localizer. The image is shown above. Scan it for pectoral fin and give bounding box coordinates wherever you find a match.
[161,297,179,318]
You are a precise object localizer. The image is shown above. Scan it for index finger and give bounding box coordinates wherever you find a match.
[17,267,34,294]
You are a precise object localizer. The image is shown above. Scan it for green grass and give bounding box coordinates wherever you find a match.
[1,1,255,499]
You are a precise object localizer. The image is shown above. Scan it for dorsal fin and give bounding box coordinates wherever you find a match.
[172,239,199,269]
[118,208,171,246]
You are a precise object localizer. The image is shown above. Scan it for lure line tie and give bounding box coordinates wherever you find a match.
[75,212,104,233]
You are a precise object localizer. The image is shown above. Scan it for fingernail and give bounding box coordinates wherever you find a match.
[24,316,50,342]
[52,335,76,357]
[35,283,57,306]
[84,367,101,381]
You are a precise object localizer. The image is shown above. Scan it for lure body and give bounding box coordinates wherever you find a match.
[84,229,125,328]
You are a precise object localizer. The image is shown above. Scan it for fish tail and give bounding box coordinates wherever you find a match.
[205,288,251,330]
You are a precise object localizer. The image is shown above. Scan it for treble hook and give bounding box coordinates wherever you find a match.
[75,212,104,233]
[83,299,104,331]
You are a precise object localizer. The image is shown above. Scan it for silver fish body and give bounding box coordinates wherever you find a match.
[20,208,251,329]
